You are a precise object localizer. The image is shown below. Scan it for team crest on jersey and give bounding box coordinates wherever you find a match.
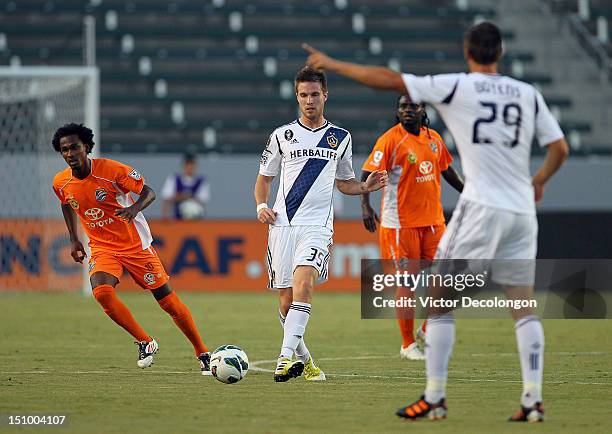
[408,151,417,164]
[429,141,438,153]
[143,272,156,286]
[128,169,142,180]
[284,129,294,141]
[326,133,338,148]
[95,188,107,202]
[67,198,79,210]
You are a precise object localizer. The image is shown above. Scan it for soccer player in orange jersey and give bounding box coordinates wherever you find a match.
[361,96,463,360]
[51,123,211,373]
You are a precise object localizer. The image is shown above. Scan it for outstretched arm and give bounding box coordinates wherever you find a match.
[532,138,569,202]
[61,204,86,263]
[441,166,464,193]
[303,43,406,92]
[336,170,388,196]
[115,184,156,223]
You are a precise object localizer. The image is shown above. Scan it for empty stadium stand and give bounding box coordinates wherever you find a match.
[0,0,605,154]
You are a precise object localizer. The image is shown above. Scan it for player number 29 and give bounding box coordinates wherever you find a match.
[472,101,522,147]
[307,248,324,267]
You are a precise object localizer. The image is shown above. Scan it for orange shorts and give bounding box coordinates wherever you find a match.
[379,225,445,262]
[88,246,169,290]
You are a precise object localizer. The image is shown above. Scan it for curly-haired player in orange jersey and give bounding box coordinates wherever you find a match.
[361,96,463,360]
[51,123,211,374]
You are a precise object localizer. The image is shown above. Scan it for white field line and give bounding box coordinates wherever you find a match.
[249,352,612,386]
[1,351,610,385]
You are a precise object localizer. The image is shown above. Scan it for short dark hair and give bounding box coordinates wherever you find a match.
[294,66,327,93]
[183,152,197,164]
[52,123,95,153]
[464,22,503,65]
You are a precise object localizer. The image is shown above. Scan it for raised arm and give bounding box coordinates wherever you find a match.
[303,43,406,92]
[254,174,277,224]
[336,170,388,196]
[532,138,569,202]
[115,184,156,223]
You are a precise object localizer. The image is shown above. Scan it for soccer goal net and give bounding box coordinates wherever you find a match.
[0,67,99,293]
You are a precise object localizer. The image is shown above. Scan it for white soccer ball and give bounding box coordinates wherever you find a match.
[210,345,249,384]
[178,198,204,219]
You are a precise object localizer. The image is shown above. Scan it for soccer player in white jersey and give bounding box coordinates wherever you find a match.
[304,22,569,421]
[254,67,388,382]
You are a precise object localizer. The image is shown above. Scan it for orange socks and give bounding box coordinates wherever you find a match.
[93,285,150,342]
[158,291,208,355]
[396,286,415,348]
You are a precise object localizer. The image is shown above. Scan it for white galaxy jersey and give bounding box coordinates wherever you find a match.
[403,72,564,214]
[259,119,355,229]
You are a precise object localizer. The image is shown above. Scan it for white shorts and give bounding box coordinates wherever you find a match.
[266,226,333,289]
[435,198,538,286]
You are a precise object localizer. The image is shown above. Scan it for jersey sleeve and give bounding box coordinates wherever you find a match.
[259,130,283,176]
[112,161,145,194]
[534,90,565,147]
[437,134,453,171]
[52,182,66,204]
[401,73,464,106]
[362,133,390,172]
[336,133,356,180]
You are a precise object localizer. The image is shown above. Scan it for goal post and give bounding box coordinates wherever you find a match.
[0,66,99,295]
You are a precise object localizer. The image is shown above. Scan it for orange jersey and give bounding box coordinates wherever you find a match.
[362,124,452,228]
[52,158,153,253]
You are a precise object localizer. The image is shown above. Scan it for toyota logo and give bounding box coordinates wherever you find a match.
[85,208,105,221]
[419,161,433,175]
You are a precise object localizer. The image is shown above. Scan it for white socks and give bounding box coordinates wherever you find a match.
[279,302,311,360]
[424,313,455,404]
[515,315,544,407]
[279,309,311,363]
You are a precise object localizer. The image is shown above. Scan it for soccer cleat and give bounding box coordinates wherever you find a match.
[303,357,326,381]
[508,402,545,422]
[416,324,426,351]
[198,352,212,376]
[400,342,426,361]
[135,338,158,368]
[274,357,304,382]
[396,395,447,421]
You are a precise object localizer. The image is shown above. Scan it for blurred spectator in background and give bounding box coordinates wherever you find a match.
[161,153,210,220]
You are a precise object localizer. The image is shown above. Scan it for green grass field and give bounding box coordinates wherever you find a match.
[1,292,611,433]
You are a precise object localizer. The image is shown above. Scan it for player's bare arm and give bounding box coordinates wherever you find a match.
[532,138,569,202]
[336,170,388,196]
[360,170,380,233]
[441,166,464,193]
[114,184,156,223]
[254,174,277,224]
[303,43,406,93]
[60,203,86,263]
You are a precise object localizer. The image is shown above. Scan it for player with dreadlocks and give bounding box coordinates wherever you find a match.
[361,95,463,360]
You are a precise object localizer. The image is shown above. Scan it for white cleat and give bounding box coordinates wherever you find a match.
[136,339,159,368]
[400,342,425,361]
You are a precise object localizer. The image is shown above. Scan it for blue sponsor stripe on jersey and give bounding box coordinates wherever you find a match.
[284,127,348,222]
[285,158,329,222]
